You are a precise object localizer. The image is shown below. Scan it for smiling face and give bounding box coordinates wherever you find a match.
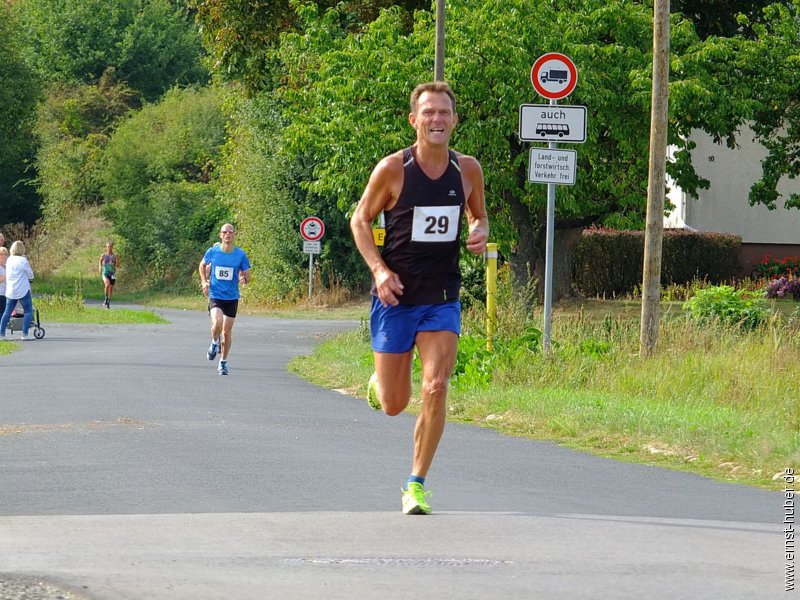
[409,90,457,148]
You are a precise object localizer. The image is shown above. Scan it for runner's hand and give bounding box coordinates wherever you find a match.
[374,267,403,307]
[465,228,488,255]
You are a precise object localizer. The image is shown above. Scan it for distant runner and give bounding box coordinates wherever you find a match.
[99,241,118,309]
[199,224,251,376]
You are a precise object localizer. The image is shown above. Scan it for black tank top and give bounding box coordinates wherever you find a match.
[378,146,465,305]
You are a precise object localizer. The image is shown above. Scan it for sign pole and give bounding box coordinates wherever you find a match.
[543,98,557,353]
[524,52,582,354]
[299,216,325,301]
[308,252,314,299]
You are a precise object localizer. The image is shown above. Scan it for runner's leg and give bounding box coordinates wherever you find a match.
[373,351,414,415]
[410,330,458,478]
[220,314,235,360]
[210,306,223,345]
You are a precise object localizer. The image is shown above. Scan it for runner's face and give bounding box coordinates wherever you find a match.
[219,227,235,243]
[410,91,456,147]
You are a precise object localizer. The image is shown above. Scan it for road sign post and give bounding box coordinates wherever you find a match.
[300,217,325,299]
[523,53,581,353]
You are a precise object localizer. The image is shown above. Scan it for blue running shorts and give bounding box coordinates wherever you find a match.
[370,296,461,353]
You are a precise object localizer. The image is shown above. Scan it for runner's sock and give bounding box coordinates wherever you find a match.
[407,475,425,489]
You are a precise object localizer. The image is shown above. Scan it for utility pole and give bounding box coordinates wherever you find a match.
[434,0,445,81]
[640,0,670,357]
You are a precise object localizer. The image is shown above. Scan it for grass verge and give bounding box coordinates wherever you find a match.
[289,299,799,490]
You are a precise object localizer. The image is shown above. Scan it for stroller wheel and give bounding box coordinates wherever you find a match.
[33,327,45,339]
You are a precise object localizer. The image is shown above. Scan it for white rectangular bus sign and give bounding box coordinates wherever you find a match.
[519,104,587,143]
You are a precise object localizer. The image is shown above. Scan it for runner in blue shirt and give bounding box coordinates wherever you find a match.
[198,223,251,375]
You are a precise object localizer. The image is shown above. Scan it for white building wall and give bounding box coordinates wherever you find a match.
[666,127,800,244]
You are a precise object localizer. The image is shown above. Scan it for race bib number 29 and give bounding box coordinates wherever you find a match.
[215,266,234,281]
[411,205,460,242]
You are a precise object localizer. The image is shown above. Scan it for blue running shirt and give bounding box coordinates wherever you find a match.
[203,245,251,300]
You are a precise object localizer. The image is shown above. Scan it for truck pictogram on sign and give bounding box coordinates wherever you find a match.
[540,69,569,84]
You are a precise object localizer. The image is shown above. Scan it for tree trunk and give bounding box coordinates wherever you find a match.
[533,225,584,303]
[508,190,585,305]
[508,193,538,304]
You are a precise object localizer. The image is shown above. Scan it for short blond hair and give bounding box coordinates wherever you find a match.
[0,247,8,257]
[10,241,25,256]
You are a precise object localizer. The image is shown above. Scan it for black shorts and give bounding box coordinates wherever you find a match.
[208,298,238,318]
[104,274,116,286]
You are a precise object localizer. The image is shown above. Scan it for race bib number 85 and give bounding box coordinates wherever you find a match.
[411,206,459,242]
[215,266,234,281]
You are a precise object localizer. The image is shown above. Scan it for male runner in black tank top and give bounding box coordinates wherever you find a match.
[350,81,489,515]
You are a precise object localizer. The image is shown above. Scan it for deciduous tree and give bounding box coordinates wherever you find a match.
[13,0,207,101]
[0,2,42,225]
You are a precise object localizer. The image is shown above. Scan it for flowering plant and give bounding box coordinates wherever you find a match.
[753,256,800,279]
[765,276,800,300]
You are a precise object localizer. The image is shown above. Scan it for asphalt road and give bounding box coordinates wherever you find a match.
[0,307,784,599]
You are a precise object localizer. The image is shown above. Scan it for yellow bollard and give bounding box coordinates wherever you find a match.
[485,242,498,351]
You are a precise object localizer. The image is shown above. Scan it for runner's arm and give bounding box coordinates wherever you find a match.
[462,156,489,255]
[350,154,404,306]
[198,258,210,296]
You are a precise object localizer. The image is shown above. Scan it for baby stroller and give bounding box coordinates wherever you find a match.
[6,301,46,339]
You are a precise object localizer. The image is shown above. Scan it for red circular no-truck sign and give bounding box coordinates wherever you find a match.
[300,216,325,241]
[531,53,577,100]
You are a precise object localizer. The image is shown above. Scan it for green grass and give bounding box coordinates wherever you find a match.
[31,281,168,325]
[289,298,800,490]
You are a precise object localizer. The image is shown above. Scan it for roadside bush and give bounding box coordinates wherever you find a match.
[101,86,228,287]
[573,228,741,297]
[683,285,770,330]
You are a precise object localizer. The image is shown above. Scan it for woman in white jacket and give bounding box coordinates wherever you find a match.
[0,246,8,317]
[0,241,35,340]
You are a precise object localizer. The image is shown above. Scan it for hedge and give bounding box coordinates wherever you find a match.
[572,228,741,297]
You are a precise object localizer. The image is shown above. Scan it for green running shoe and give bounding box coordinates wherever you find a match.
[402,482,431,515]
[366,372,381,411]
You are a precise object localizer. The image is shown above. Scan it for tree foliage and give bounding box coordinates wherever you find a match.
[0,2,42,225]
[189,0,427,92]
[100,86,229,285]
[13,0,208,101]
[737,1,800,209]
[34,71,140,223]
[672,0,791,38]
